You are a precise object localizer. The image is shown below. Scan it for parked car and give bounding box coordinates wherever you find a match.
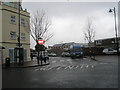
[61,52,70,57]
[102,48,117,55]
[30,52,37,57]
[48,53,57,57]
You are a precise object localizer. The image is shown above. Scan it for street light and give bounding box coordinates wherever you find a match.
[18,1,21,65]
[109,7,119,55]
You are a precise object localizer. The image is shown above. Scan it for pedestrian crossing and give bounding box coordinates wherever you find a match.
[34,64,95,71]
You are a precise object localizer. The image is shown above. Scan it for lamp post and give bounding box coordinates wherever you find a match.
[18,1,21,65]
[109,7,119,55]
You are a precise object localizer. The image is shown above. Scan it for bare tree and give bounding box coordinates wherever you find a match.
[25,10,54,64]
[26,10,54,44]
[84,18,95,58]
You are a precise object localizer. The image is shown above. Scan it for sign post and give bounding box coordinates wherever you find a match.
[35,39,45,65]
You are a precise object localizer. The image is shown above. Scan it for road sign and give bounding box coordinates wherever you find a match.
[38,40,44,45]
[35,44,45,52]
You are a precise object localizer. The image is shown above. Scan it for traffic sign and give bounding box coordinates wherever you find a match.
[35,44,45,52]
[38,40,44,45]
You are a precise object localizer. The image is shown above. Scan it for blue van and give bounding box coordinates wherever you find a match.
[70,45,83,58]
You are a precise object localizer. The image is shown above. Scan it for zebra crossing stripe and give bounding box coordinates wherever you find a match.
[80,65,83,68]
[64,66,74,69]
[56,66,62,70]
[67,59,71,61]
[40,67,46,71]
[60,60,64,62]
[52,61,56,63]
[75,65,79,68]
[35,68,39,71]
[46,67,54,70]
[86,65,89,68]
[100,63,108,64]
[35,64,95,71]
[91,65,94,68]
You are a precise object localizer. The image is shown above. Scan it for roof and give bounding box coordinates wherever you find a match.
[95,37,120,41]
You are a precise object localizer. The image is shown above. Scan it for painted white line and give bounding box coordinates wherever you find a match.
[52,61,56,63]
[64,66,74,69]
[91,65,94,68]
[86,65,89,68]
[75,65,79,68]
[46,66,56,70]
[100,63,108,64]
[35,68,39,71]
[80,65,83,68]
[67,59,71,61]
[60,60,64,62]
[56,66,62,70]
[40,67,46,71]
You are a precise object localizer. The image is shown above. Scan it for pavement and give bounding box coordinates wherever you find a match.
[2,58,50,68]
[2,55,119,69]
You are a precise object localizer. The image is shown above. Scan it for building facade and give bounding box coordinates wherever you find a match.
[94,37,120,49]
[0,2,30,63]
[50,42,88,56]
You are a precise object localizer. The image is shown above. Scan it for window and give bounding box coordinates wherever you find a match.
[112,41,115,44]
[10,31,16,39]
[4,2,10,6]
[96,40,102,45]
[21,33,25,40]
[11,15,16,23]
[14,4,18,9]
[21,18,25,26]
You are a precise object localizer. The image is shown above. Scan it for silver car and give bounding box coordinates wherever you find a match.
[103,48,117,55]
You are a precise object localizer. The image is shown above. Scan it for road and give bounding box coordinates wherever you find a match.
[2,55,118,88]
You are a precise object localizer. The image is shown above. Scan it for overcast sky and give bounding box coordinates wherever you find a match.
[22,1,118,48]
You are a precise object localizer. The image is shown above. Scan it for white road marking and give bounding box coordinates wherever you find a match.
[91,65,94,68]
[56,66,62,70]
[40,67,46,71]
[75,65,79,68]
[67,59,71,61]
[99,63,108,64]
[52,61,56,63]
[46,67,54,70]
[64,66,74,69]
[35,68,39,71]
[80,65,83,68]
[86,65,89,68]
[60,60,64,62]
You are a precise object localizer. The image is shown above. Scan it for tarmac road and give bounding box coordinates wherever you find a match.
[2,55,118,88]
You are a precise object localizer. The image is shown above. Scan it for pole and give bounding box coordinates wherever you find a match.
[18,1,21,65]
[113,7,119,55]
